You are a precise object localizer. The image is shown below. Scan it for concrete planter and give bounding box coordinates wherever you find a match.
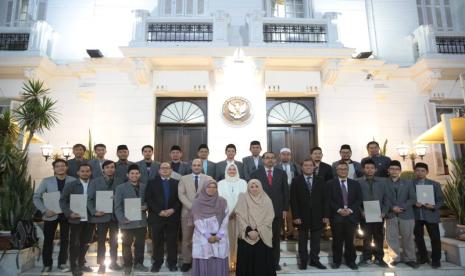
[442,217,459,238]
[0,247,39,275]
[442,237,465,267]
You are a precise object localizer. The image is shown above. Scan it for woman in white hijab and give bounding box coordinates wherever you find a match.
[217,163,247,271]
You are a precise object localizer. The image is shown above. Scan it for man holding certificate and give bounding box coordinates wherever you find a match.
[114,164,149,275]
[146,162,181,272]
[384,160,418,268]
[413,162,444,269]
[356,159,389,267]
[60,163,95,276]
[88,160,125,273]
[33,159,76,273]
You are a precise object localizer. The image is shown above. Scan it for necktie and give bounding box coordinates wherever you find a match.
[133,185,140,197]
[315,166,319,176]
[306,176,312,192]
[162,179,169,209]
[341,180,348,207]
[194,175,199,192]
[267,169,273,186]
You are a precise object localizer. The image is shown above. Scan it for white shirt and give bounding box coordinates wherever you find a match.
[348,163,356,179]
[253,156,260,168]
[80,179,89,221]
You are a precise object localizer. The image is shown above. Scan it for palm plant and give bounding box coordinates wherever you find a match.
[443,159,465,225]
[84,129,96,160]
[14,79,59,152]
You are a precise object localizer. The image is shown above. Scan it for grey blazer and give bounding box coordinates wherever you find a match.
[171,161,191,176]
[385,178,417,220]
[88,159,107,179]
[115,160,135,181]
[88,176,125,223]
[215,160,245,181]
[413,178,444,223]
[356,176,390,216]
[33,176,76,221]
[242,156,263,180]
[67,158,87,179]
[114,182,147,229]
[276,162,301,184]
[331,160,363,179]
[136,160,160,184]
[59,179,93,224]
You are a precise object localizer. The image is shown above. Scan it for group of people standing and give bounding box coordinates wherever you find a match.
[33,140,444,276]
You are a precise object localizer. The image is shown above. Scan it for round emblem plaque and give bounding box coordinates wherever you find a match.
[222,97,252,125]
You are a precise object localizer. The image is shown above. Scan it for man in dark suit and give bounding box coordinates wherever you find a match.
[196,144,216,179]
[146,162,181,272]
[215,144,245,181]
[115,145,134,181]
[67,144,87,178]
[413,162,444,269]
[60,163,95,276]
[311,147,333,181]
[361,141,391,177]
[290,158,328,270]
[250,151,289,271]
[327,162,362,270]
[88,160,125,273]
[88,144,107,179]
[136,145,160,184]
[331,144,363,179]
[242,140,263,180]
[356,159,389,267]
[169,145,191,178]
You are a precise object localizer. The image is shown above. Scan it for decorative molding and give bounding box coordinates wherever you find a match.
[131,58,152,86]
[321,59,339,86]
[415,69,442,93]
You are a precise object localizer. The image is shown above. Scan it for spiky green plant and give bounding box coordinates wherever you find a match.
[84,129,96,160]
[14,79,59,152]
[443,159,465,225]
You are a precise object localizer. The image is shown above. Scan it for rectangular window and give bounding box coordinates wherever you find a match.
[37,0,47,21]
[417,0,453,31]
[162,0,205,16]
[271,0,307,18]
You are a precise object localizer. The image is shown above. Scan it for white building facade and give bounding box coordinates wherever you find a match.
[0,0,464,181]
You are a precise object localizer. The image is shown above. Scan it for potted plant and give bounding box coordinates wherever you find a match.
[443,159,465,241]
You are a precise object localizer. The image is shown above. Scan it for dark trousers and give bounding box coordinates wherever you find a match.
[298,226,322,264]
[360,220,384,261]
[96,220,119,265]
[42,219,69,267]
[151,218,179,267]
[69,222,95,270]
[331,221,356,265]
[121,227,146,268]
[272,217,283,269]
[414,220,441,263]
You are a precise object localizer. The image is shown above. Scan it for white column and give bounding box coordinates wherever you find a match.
[246,10,264,46]
[460,73,465,105]
[212,10,230,46]
[441,114,457,174]
[131,9,149,46]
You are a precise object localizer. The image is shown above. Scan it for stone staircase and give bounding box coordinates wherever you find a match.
[20,238,465,275]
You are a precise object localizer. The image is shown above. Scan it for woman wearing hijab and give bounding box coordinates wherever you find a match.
[218,163,247,271]
[191,180,229,276]
[235,179,276,276]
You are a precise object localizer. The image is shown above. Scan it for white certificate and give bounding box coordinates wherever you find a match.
[416,185,435,205]
[124,198,141,221]
[70,194,87,220]
[363,200,382,223]
[96,191,113,213]
[43,191,62,214]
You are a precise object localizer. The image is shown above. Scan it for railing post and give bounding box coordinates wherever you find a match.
[323,12,339,45]
[413,25,437,56]
[131,9,150,46]
[213,10,230,46]
[246,10,264,46]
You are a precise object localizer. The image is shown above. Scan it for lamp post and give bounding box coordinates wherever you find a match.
[60,143,73,160]
[41,143,74,161]
[40,143,54,161]
[396,143,428,169]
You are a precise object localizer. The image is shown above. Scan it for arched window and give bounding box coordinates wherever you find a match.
[267,101,313,124]
[159,101,205,124]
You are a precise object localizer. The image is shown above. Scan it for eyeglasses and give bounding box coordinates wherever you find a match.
[263,156,276,160]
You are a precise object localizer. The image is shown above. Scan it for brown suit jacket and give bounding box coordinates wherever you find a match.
[178,173,213,218]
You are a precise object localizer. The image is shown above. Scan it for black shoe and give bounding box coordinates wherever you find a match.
[180,263,191,272]
[358,259,369,266]
[97,265,105,274]
[310,261,327,269]
[347,262,358,270]
[331,263,341,269]
[405,261,419,269]
[133,263,149,272]
[80,266,93,272]
[169,266,178,272]
[374,259,389,267]
[431,261,441,269]
[109,262,123,271]
[298,263,307,270]
[390,260,402,266]
[276,264,282,271]
[151,265,161,272]
[123,267,131,276]
[417,258,429,265]
[72,270,83,276]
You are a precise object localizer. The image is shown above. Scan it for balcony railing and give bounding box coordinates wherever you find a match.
[263,23,326,43]
[147,23,213,42]
[436,36,465,54]
[412,25,465,57]
[0,33,29,50]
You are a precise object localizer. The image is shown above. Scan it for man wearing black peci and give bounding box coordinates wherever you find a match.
[327,161,362,270]
[290,158,328,270]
